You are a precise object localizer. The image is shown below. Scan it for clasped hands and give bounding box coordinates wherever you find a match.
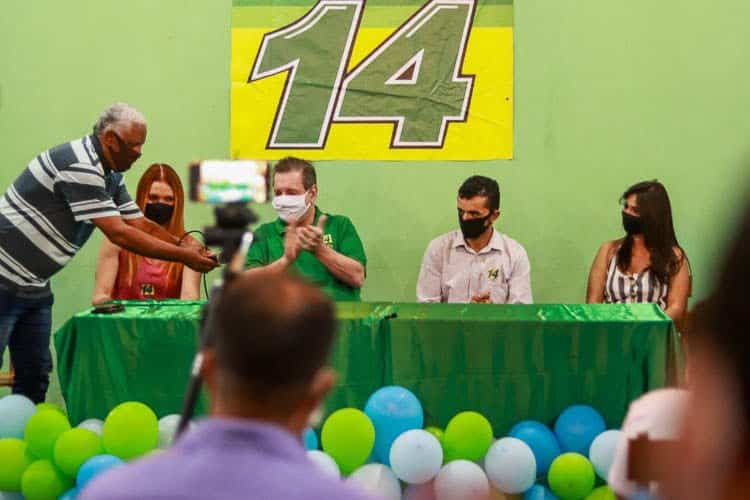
[283,215,328,262]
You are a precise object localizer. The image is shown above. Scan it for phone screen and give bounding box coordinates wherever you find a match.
[189,160,270,204]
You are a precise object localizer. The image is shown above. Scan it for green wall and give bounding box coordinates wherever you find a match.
[1,0,749,333]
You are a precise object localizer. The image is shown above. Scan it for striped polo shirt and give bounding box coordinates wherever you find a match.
[0,134,142,298]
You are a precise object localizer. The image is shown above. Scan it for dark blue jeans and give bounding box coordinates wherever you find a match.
[0,288,53,403]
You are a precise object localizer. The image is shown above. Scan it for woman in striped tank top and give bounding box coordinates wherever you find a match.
[586,181,691,327]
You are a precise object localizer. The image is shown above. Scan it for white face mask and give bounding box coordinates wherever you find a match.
[272,191,311,222]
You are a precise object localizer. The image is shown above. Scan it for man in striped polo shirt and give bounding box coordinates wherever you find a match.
[0,102,218,402]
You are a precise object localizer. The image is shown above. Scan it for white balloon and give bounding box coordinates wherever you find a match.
[390,429,443,484]
[434,460,490,500]
[158,414,183,448]
[77,418,105,436]
[483,437,536,494]
[0,394,36,438]
[307,450,341,478]
[589,429,622,480]
[346,463,401,500]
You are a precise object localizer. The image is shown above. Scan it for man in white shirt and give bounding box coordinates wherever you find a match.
[416,176,532,304]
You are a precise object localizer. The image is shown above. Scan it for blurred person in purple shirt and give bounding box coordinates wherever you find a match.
[79,271,375,500]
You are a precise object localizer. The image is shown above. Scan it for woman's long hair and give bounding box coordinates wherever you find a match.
[617,180,687,285]
[122,163,185,289]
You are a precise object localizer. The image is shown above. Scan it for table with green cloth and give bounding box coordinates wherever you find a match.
[55,301,677,433]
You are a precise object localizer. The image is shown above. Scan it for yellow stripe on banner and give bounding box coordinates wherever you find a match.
[231,27,513,160]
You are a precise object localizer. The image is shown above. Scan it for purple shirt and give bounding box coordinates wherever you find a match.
[79,417,376,500]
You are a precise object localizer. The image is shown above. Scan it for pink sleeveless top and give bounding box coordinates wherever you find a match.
[112,250,182,300]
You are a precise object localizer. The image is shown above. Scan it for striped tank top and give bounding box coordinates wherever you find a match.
[604,254,668,310]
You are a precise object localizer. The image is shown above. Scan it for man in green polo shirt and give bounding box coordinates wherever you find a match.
[245,157,366,301]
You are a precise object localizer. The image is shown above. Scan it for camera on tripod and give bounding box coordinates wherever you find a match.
[188,159,270,261]
[177,159,271,437]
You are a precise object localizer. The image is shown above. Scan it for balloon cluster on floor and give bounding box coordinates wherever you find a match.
[0,386,623,500]
[304,386,623,500]
[0,394,184,500]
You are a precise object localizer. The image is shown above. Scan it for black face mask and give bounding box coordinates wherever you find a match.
[145,203,174,226]
[110,132,142,171]
[622,211,643,235]
[459,212,492,239]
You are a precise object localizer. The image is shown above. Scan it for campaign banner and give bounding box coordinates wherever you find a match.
[231,0,513,160]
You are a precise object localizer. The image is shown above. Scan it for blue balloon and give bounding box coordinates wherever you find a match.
[553,405,606,455]
[524,484,558,500]
[364,386,424,465]
[59,487,79,500]
[77,454,124,489]
[0,394,36,438]
[509,420,561,476]
[303,427,319,450]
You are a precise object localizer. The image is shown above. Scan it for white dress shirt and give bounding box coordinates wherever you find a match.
[416,228,532,304]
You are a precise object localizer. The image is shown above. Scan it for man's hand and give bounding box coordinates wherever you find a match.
[298,215,327,254]
[182,247,219,273]
[471,291,491,304]
[283,218,302,263]
[180,235,217,261]
[179,234,203,251]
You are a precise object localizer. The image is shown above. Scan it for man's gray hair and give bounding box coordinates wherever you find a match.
[93,103,146,135]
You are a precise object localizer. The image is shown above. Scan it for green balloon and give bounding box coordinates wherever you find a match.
[585,486,616,500]
[443,411,493,462]
[0,438,33,491]
[35,403,64,415]
[548,453,596,500]
[321,408,375,475]
[102,402,158,460]
[24,410,71,460]
[21,460,71,500]
[424,426,445,446]
[53,428,103,477]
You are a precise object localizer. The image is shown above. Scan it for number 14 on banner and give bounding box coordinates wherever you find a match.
[248,0,476,149]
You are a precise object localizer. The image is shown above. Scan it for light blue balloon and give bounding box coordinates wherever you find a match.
[524,484,559,500]
[0,491,24,500]
[303,427,319,450]
[364,386,423,465]
[59,487,79,500]
[389,429,443,484]
[588,429,622,480]
[484,437,536,494]
[554,405,606,455]
[77,454,124,489]
[0,394,36,438]
[509,420,561,476]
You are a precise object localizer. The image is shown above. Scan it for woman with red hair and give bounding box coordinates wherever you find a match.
[92,163,201,303]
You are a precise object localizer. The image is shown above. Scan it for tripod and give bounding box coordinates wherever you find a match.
[175,232,254,439]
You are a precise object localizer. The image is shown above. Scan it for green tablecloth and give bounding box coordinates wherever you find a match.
[55,301,676,433]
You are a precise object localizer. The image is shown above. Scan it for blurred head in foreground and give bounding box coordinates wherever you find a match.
[662,206,750,500]
[201,271,337,434]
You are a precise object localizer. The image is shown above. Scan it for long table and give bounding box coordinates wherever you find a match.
[55,301,677,433]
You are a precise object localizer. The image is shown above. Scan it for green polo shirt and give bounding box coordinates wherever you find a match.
[245,207,366,301]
